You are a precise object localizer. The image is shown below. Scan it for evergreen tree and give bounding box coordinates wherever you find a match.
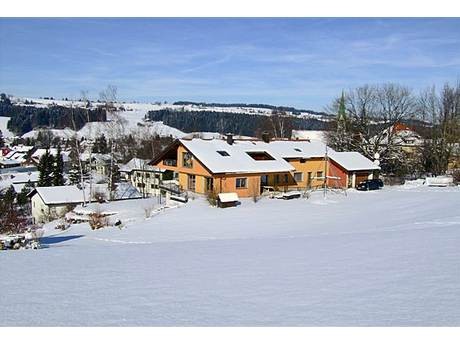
[38,149,54,187]
[17,180,34,206]
[53,144,65,186]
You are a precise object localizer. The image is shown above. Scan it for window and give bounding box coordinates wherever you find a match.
[217,150,230,157]
[275,174,280,184]
[145,173,150,178]
[188,174,196,191]
[317,171,324,178]
[284,174,289,183]
[294,172,303,182]
[151,184,158,189]
[205,177,214,191]
[182,152,193,168]
[307,172,312,186]
[236,178,247,189]
[246,151,275,161]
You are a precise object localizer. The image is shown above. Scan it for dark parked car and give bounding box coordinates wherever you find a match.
[356,179,384,191]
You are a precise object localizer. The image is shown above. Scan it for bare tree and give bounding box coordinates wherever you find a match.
[327,83,417,174]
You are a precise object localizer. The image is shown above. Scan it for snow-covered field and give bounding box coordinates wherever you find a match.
[1,186,460,326]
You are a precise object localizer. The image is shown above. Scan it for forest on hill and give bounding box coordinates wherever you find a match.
[0,94,106,135]
[146,109,329,137]
[173,101,331,117]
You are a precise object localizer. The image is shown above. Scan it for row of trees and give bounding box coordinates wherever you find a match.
[327,82,460,176]
[0,93,107,136]
[146,109,326,138]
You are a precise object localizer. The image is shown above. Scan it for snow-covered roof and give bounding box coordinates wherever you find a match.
[218,192,239,203]
[0,159,21,166]
[329,152,380,171]
[119,158,163,173]
[31,185,89,205]
[179,139,295,174]
[11,145,34,153]
[31,148,70,162]
[10,171,39,184]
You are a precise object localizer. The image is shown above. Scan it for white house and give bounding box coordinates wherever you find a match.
[28,185,90,224]
[119,158,164,197]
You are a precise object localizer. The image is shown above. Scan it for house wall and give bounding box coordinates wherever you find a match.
[130,170,163,196]
[214,174,262,198]
[31,194,77,224]
[327,160,348,188]
[281,157,327,189]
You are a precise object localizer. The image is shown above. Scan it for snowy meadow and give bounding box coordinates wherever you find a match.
[1,186,460,326]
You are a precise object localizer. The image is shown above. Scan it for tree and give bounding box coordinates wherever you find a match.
[0,186,26,235]
[92,134,109,154]
[53,144,65,186]
[418,82,460,175]
[326,83,417,175]
[38,149,54,187]
[17,180,34,207]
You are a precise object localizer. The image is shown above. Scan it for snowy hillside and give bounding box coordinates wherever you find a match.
[2,185,460,326]
[0,116,14,138]
[6,95,329,140]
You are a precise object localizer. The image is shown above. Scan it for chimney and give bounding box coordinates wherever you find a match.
[262,131,270,143]
[226,133,234,145]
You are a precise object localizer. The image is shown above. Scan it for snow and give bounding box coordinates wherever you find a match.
[119,158,163,173]
[1,185,460,326]
[328,151,380,171]
[0,117,14,138]
[21,128,76,140]
[31,185,89,204]
[178,138,377,174]
[180,138,295,174]
[291,130,327,143]
[218,192,239,203]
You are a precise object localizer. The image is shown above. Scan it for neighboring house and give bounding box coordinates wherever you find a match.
[119,158,164,197]
[28,185,90,224]
[0,159,21,169]
[9,171,40,193]
[1,147,11,157]
[150,136,380,198]
[30,148,70,169]
[373,123,424,154]
[80,153,112,177]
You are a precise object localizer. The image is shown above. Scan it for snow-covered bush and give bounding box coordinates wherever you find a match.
[88,208,109,230]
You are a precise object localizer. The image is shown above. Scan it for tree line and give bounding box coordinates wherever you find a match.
[327,82,460,177]
[146,109,328,137]
[173,101,331,117]
[0,93,106,136]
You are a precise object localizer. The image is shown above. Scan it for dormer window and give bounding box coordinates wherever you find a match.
[246,151,275,161]
[217,150,230,157]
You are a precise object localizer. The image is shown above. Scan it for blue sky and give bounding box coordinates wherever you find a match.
[1,18,459,110]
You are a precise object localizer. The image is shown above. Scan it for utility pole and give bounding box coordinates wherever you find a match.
[323,145,329,199]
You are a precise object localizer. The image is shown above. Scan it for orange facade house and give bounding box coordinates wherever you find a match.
[151,136,380,198]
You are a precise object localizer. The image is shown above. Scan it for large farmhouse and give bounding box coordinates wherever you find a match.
[151,135,380,197]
